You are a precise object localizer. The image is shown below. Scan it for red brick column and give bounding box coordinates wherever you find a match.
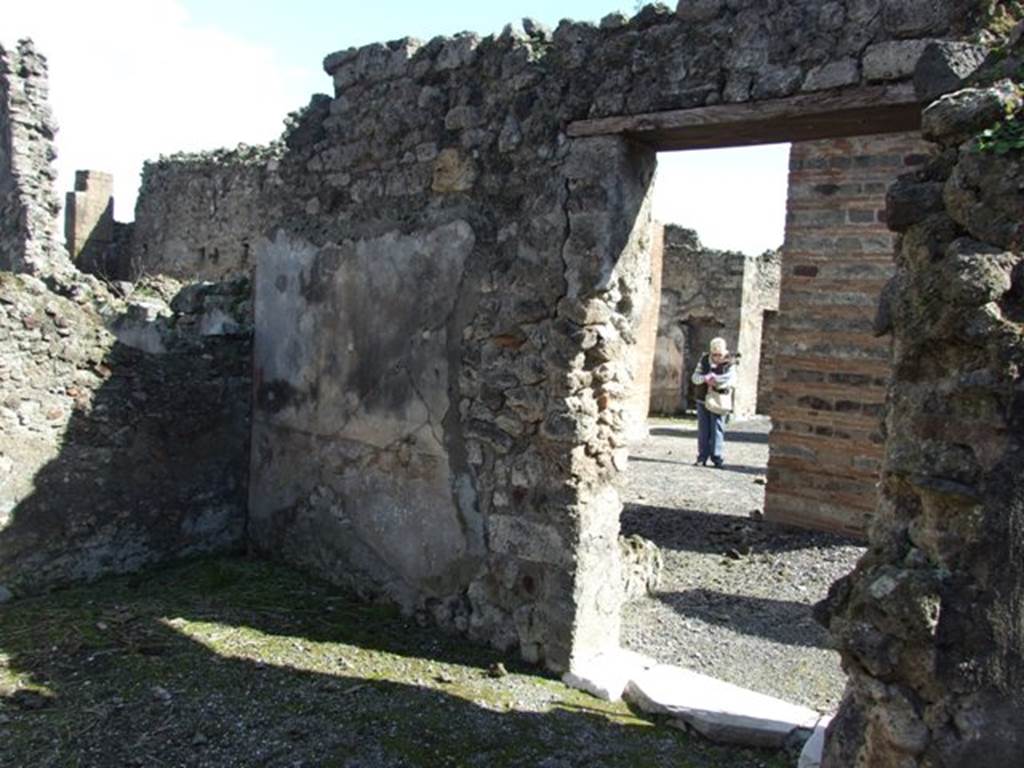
[764,132,932,536]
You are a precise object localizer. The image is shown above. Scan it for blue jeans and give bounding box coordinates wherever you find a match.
[696,402,725,465]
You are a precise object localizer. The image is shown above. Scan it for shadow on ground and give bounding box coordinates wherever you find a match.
[629,456,767,477]
[0,557,790,768]
[648,425,769,445]
[621,503,859,557]
[652,589,833,650]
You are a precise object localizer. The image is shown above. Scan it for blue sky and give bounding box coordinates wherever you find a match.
[6,1,788,254]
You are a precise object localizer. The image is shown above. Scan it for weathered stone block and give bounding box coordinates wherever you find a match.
[675,0,723,20]
[885,177,945,232]
[921,80,1021,146]
[913,41,989,103]
[863,40,932,82]
[431,148,476,193]
[881,0,954,37]
[802,58,860,92]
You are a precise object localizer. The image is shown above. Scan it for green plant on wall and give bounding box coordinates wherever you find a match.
[976,72,1024,155]
[982,0,1024,36]
[977,111,1024,153]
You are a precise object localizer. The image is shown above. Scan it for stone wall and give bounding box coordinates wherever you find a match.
[65,169,114,275]
[248,0,987,675]
[764,131,933,537]
[649,225,778,419]
[819,56,1024,766]
[0,271,252,596]
[0,40,68,276]
[129,145,281,281]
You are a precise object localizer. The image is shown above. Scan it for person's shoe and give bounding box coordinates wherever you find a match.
[693,459,706,467]
[712,459,724,469]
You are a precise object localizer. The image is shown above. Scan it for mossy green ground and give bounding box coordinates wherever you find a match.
[0,557,789,767]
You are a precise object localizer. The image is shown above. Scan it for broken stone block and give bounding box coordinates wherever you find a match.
[619,534,662,600]
[921,80,1022,146]
[914,41,989,103]
[625,664,822,748]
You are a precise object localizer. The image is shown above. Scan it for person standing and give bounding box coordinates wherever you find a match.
[689,337,735,468]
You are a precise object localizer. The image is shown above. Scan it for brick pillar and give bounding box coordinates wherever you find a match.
[65,170,114,273]
[764,132,932,536]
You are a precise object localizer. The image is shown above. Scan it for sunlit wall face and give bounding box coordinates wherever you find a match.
[652,144,790,256]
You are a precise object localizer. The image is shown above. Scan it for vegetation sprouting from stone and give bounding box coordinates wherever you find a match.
[976,101,1024,153]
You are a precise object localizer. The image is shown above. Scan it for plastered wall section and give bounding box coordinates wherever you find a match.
[764,131,932,536]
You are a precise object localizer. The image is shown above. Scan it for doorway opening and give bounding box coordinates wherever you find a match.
[611,129,930,714]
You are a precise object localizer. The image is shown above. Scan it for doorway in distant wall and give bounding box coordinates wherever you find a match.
[618,143,863,712]
[599,124,931,710]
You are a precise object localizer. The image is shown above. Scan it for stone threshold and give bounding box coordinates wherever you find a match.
[563,648,831,764]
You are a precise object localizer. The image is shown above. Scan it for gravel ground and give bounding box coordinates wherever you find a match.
[619,416,866,714]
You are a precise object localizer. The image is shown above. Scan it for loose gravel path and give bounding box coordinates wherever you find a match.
[619,416,866,713]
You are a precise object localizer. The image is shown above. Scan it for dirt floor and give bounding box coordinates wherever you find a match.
[620,416,867,713]
[0,558,791,768]
[0,414,866,767]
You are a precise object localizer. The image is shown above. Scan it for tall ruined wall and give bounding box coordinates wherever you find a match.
[649,225,775,419]
[819,62,1024,766]
[765,131,933,536]
[0,271,252,596]
[250,0,983,674]
[129,146,281,281]
[0,40,67,276]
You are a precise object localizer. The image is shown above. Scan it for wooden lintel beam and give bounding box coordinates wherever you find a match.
[566,84,923,150]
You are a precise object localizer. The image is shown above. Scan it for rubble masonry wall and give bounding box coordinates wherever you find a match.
[0,40,253,597]
[249,0,978,672]
[820,66,1024,765]
[0,40,66,276]
[0,273,252,596]
[129,147,281,281]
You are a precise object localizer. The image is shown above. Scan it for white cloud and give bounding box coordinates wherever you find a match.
[4,0,320,219]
